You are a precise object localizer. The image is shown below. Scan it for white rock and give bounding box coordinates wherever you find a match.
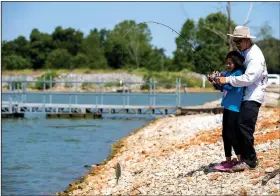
[265,167,274,173]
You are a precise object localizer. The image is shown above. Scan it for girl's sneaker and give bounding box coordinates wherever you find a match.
[213,161,234,171]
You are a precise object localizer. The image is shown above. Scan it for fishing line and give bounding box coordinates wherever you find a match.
[122,21,214,72]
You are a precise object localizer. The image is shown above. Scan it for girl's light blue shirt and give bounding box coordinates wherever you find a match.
[214,70,244,112]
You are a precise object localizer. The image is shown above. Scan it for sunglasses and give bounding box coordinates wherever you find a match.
[233,39,244,45]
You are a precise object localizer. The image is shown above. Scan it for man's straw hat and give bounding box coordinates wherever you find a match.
[227,26,256,39]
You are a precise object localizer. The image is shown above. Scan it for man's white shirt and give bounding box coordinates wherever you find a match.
[226,44,268,104]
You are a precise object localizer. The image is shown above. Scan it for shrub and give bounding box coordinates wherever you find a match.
[2,55,32,70]
[35,71,57,90]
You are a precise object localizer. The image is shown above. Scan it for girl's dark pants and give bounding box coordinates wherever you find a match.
[222,109,240,158]
[237,101,261,168]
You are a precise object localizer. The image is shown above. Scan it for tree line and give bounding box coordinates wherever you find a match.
[2,12,279,74]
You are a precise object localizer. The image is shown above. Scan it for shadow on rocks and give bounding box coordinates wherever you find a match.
[177,162,219,178]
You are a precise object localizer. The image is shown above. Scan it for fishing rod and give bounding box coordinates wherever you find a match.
[122,21,215,72]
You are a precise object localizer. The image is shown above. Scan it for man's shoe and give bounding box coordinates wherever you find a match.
[250,160,259,169]
[232,162,250,172]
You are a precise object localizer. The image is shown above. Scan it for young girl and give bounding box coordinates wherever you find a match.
[208,51,245,171]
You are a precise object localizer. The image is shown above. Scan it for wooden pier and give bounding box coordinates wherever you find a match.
[179,106,223,115]
[1,101,179,118]
[2,101,223,119]
[46,113,102,119]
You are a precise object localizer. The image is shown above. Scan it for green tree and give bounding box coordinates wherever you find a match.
[146,47,166,71]
[195,12,235,73]
[52,26,84,56]
[163,56,174,71]
[255,23,279,74]
[2,55,32,70]
[1,36,31,58]
[105,20,153,69]
[2,36,32,70]
[69,53,89,69]
[13,36,31,59]
[173,12,236,74]
[29,28,54,69]
[99,28,110,48]
[2,40,17,57]
[173,19,197,71]
[105,41,125,69]
[256,22,273,40]
[257,38,280,74]
[81,29,108,69]
[45,49,72,69]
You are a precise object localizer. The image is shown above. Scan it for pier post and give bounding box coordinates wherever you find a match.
[176,78,178,107]
[75,76,78,104]
[21,77,24,103]
[43,75,46,104]
[179,78,181,107]
[127,82,130,106]
[153,79,156,106]
[176,107,182,116]
[122,80,125,106]
[101,80,104,105]
[95,80,98,108]
[149,78,152,107]
[69,76,72,113]
[50,76,52,104]
[8,77,12,113]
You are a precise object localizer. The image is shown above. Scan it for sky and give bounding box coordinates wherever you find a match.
[2,1,280,57]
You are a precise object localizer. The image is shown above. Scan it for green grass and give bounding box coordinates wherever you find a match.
[104,82,120,88]
[138,69,213,89]
[81,83,99,91]
[2,69,42,75]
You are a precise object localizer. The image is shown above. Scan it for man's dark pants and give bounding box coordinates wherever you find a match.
[237,101,261,168]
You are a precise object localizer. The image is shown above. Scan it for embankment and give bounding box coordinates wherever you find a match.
[58,106,280,195]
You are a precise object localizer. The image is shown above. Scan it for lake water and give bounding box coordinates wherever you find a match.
[1,92,221,195]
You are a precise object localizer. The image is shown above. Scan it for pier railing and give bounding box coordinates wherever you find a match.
[1,76,181,115]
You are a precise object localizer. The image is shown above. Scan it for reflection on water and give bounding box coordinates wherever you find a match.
[2,116,152,195]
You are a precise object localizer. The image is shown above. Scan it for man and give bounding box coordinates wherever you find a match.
[183,82,188,93]
[216,26,268,171]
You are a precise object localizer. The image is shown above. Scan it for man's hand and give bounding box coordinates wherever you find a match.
[216,77,227,85]
[208,71,220,81]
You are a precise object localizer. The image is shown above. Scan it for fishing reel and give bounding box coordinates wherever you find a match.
[206,72,219,83]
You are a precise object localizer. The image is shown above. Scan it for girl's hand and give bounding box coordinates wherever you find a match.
[210,71,220,78]
[216,77,227,85]
[214,71,220,76]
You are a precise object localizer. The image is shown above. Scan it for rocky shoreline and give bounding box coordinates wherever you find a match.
[58,106,280,196]
[1,72,218,93]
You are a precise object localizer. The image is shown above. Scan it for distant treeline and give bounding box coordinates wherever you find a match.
[2,11,279,74]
